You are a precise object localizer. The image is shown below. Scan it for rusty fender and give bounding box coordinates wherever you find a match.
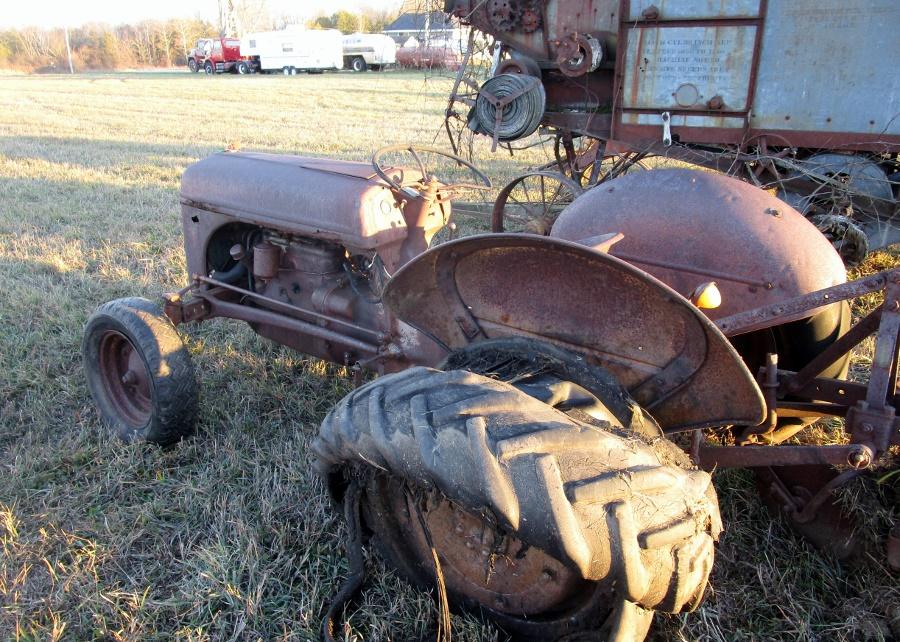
[382,234,764,432]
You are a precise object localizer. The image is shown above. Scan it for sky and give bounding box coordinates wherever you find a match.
[0,0,407,29]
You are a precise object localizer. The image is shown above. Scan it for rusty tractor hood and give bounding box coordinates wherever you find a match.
[551,169,847,327]
[383,234,764,432]
[181,151,425,251]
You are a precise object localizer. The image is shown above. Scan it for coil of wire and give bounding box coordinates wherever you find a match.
[470,73,546,142]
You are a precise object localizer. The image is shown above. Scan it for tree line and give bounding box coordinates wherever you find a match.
[0,20,217,72]
[308,10,397,35]
[0,8,403,72]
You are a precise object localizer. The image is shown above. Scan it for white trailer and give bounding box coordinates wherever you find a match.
[241,28,343,74]
[342,33,398,72]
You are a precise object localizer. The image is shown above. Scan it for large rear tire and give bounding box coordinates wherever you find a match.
[314,367,720,641]
[83,297,198,445]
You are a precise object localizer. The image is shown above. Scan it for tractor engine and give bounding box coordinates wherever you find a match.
[176,150,449,372]
[244,233,386,363]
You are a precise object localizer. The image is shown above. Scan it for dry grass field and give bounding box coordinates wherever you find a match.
[0,70,897,642]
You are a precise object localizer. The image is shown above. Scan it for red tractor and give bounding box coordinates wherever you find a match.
[187,37,255,75]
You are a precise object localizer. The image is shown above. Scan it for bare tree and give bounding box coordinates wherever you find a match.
[236,0,273,34]
[158,22,172,66]
[15,28,57,62]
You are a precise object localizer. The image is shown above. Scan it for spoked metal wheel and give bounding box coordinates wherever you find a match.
[576,152,650,187]
[549,136,650,188]
[491,171,583,234]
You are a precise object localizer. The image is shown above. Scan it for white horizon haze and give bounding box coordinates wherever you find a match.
[1,0,407,30]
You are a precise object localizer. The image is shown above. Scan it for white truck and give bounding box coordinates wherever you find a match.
[341,33,398,72]
[241,28,343,74]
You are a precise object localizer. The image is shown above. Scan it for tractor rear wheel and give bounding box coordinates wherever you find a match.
[204,61,214,74]
[314,367,720,641]
[83,297,198,445]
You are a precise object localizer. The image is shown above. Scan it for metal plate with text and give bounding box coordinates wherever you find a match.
[621,26,757,112]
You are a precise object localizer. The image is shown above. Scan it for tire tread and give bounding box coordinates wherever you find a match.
[314,367,720,614]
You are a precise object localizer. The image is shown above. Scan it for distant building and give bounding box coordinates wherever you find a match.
[383,11,467,50]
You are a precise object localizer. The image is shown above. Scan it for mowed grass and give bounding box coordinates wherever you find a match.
[0,70,897,642]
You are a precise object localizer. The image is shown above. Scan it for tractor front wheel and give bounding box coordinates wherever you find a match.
[188,58,198,73]
[83,297,198,445]
[314,367,720,641]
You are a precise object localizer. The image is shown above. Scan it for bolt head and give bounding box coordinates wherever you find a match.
[847,446,872,469]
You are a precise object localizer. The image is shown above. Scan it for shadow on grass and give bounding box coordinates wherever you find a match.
[0,241,396,640]
[0,168,351,457]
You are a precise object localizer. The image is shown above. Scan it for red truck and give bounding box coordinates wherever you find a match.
[187,38,255,74]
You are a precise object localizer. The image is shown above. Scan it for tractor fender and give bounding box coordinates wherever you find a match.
[550,169,847,326]
[382,234,764,432]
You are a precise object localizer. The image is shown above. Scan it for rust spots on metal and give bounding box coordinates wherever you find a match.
[389,486,591,615]
[551,169,847,324]
[96,330,152,428]
[383,233,764,431]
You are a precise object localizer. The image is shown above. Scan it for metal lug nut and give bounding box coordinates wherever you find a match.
[121,371,137,385]
[846,445,873,469]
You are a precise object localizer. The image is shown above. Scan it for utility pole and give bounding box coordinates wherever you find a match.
[63,26,74,73]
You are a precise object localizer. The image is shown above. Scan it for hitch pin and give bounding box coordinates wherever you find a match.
[661,111,672,146]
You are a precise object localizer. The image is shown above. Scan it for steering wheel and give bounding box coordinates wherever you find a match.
[371,144,492,199]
